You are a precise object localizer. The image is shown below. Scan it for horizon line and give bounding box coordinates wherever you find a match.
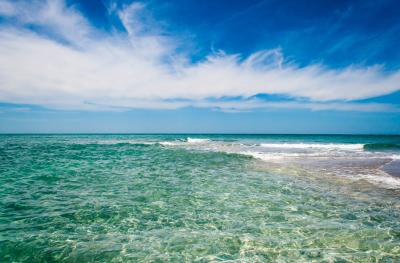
[0,133,399,136]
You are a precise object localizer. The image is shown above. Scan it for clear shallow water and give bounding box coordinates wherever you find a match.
[0,134,400,262]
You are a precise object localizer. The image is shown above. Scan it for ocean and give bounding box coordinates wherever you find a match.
[1,134,400,262]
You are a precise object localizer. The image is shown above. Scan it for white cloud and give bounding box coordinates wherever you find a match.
[0,0,399,112]
[0,0,15,16]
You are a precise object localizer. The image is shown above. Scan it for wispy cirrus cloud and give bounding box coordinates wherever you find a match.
[0,0,399,112]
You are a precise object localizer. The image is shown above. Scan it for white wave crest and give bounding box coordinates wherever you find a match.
[187,138,211,144]
[159,141,181,146]
[391,155,400,160]
[238,151,307,161]
[260,143,364,150]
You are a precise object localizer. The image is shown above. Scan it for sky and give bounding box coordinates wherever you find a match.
[0,0,399,133]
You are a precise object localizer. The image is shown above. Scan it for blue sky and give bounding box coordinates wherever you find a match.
[0,0,399,133]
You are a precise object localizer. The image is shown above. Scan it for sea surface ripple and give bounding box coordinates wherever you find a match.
[0,134,400,262]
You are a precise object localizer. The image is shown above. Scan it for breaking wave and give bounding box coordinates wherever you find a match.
[187,138,211,143]
[260,143,364,150]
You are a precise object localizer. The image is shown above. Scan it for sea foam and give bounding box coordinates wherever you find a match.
[187,138,211,144]
[260,143,364,150]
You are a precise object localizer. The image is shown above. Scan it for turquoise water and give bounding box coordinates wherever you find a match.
[1,134,400,262]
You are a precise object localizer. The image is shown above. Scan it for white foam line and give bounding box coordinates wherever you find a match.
[159,141,181,146]
[353,173,400,189]
[187,137,211,144]
[239,151,302,161]
[260,143,364,150]
[391,155,400,160]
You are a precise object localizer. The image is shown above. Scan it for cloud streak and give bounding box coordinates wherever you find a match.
[0,0,399,112]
